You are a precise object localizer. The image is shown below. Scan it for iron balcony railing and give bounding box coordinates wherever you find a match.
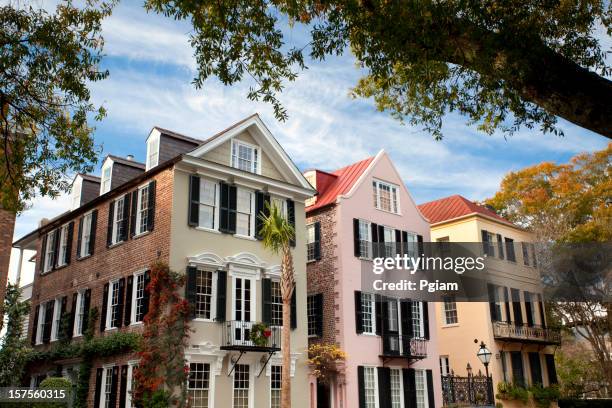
[220,320,281,352]
[492,321,561,345]
[381,334,428,359]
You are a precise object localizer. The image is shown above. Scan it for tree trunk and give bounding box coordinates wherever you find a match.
[280,244,294,408]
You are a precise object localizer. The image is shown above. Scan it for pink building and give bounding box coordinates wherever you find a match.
[304,151,442,408]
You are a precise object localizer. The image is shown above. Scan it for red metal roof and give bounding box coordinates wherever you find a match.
[418,195,514,226]
[306,156,375,212]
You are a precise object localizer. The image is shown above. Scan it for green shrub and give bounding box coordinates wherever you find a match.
[496,381,529,404]
[530,384,560,408]
[33,377,71,408]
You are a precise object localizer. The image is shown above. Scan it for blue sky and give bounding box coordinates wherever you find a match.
[12,1,610,240]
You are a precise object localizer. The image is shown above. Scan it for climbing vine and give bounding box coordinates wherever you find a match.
[133,261,191,407]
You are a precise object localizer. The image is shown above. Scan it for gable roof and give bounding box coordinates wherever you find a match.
[306,156,375,212]
[153,126,203,145]
[418,194,514,226]
[106,155,145,170]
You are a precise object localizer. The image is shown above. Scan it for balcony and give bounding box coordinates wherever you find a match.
[492,321,561,345]
[380,334,428,361]
[220,320,281,352]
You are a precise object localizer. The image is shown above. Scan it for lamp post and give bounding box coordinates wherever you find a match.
[476,341,493,405]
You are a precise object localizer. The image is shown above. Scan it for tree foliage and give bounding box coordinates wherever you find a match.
[146,0,612,138]
[0,284,31,387]
[0,0,115,212]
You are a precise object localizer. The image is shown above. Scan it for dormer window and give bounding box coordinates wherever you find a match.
[231,139,259,174]
[146,133,160,170]
[71,176,82,210]
[373,179,399,214]
[100,163,112,194]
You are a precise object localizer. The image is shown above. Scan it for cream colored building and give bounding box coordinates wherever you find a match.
[419,195,560,407]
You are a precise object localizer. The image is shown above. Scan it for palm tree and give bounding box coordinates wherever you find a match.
[259,201,295,408]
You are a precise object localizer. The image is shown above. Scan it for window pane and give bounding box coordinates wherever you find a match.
[364,367,377,408]
[271,366,281,408]
[390,369,402,408]
[233,364,250,408]
[196,270,213,319]
[271,281,283,327]
[362,293,374,334]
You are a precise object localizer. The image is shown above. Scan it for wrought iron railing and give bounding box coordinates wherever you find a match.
[492,321,561,345]
[220,320,281,351]
[442,373,494,407]
[381,334,427,359]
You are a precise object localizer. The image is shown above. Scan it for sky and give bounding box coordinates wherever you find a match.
[11,1,611,243]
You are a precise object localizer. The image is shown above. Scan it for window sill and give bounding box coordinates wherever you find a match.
[108,240,126,249]
[104,327,118,333]
[306,259,318,264]
[132,231,150,240]
[233,234,256,241]
[195,226,221,234]
[359,332,379,337]
[193,318,215,323]
[76,254,92,261]
[442,323,460,328]
[130,322,143,327]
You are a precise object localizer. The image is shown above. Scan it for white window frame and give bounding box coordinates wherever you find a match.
[269,364,282,408]
[126,361,138,408]
[306,223,316,262]
[389,367,404,408]
[270,280,283,328]
[80,212,93,258]
[231,363,254,408]
[73,290,86,338]
[363,366,379,408]
[50,298,62,342]
[358,219,372,259]
[414,369,429,408]
[131,271,147,324]
[440,356,451,376]
[57,224,69,267]
[135,184,150,236]
[235,187,255,238]
[43,230,56,273]
[36,302,47,345]
[361,293,377,335]
[111,195,126,245]
[106,280,121,330]
[188,361,212,408]
[146,132,160,170]
[383,226,396,258]
[71,176,82,210]
[100,163,112,195]
[193,268,217,322]
[100,364,115,408]
[231,139,260,174]
[412,301,425,338]
[373,179,400,214]
[442,296,458,325]
[198,178,220,231]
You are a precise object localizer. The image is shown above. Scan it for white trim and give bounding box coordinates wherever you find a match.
[188,252,225,269]
[130,271,147,324]
[73,290,86,338]
[100,365,116,408]
[231,276,257,324]
[100,158,114,195]
[230,362,255,408]
[50,297,62,342]
[146,130,160,170]
[106,279,121,330]
[230,138,261,174]
[111,194,127,245]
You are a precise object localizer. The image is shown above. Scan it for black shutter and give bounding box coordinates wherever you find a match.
[255,192,270,240]
[121,193,131,242]
[69,292,78,338]
[417,234,424,258]
[94,367,103,408]
[228,185,237,234]
[83,289,91,333]
[481,230,489,255]
[403,368,417,408]
[119,365,128,408]
[89,210,98,255]
[147,180,156,232]
[76,217,83,258]
[401,299,413,339]
[142,270,151,317]
[124,275,133,326]
[215,270,227,322]
[186,266,197,319]
[114,278,125,328]
[545,354,558,384]
[100,283,109,332]
[422,301,430,339]
[109,366,119,408]
[42,300,54,343]
[39,234,47,272]
[357,366,366,408]
[529,352,543,385]
[291,289,297,329]
[353,218,361,257]
[219,182,230,233]
[129,190,138,237]
[52,229,60,269]
[315,294,323,337]
[426,369,435,408]
[525,292,534,327]
[107,201,115,247]
[377,367,391,408]
[378,225,385,258]
[496,233,505,259]
[189,175,200,227]
[488,284,498,322]
[371,223,379,258]
[66,222,74,264]
[314,222,321,260]
[31,304,40,345]
[395,229,402,256]
[60,296,67,338]
[354,291,363,334]
[401,230,409,256]
[510,351,525,387]
[375,294,384,336]
[538,296,547,329]
[287,199,296,247]
[262,278,272,325]
[504,287,512,323]
[511,289,523,325]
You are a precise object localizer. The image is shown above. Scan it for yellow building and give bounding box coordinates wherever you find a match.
[419,195,560,407]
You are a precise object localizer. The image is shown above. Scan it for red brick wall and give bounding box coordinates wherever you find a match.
[27,167,175,407]
[306,205,339,345]
[0,208,16,311]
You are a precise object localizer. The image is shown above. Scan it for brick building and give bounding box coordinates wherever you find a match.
[15,114,315,408]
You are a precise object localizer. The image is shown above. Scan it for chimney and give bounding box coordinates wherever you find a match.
[126,154,134,161]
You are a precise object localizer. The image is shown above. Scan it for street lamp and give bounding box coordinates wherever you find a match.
[476,341,492,378]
